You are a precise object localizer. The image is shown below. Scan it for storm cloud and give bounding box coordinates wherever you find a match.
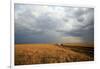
[15,4,94,44]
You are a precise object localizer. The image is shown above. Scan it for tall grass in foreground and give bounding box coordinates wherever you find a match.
[15,44,94,65]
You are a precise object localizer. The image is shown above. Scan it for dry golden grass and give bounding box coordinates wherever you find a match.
[15,44,94,65]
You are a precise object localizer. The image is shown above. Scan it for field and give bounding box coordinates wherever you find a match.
[15,43,94,65]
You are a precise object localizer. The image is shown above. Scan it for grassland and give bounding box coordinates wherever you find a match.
[15,43,94,65]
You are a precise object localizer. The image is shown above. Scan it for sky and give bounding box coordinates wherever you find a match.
[15,4,94,44]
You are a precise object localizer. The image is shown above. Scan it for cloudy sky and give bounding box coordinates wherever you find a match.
[15,4,94,44]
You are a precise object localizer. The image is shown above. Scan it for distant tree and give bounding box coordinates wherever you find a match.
[61,44,64,46]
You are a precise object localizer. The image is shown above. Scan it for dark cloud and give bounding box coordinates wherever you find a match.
[77,16,84,22]
[15,4,94,44]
